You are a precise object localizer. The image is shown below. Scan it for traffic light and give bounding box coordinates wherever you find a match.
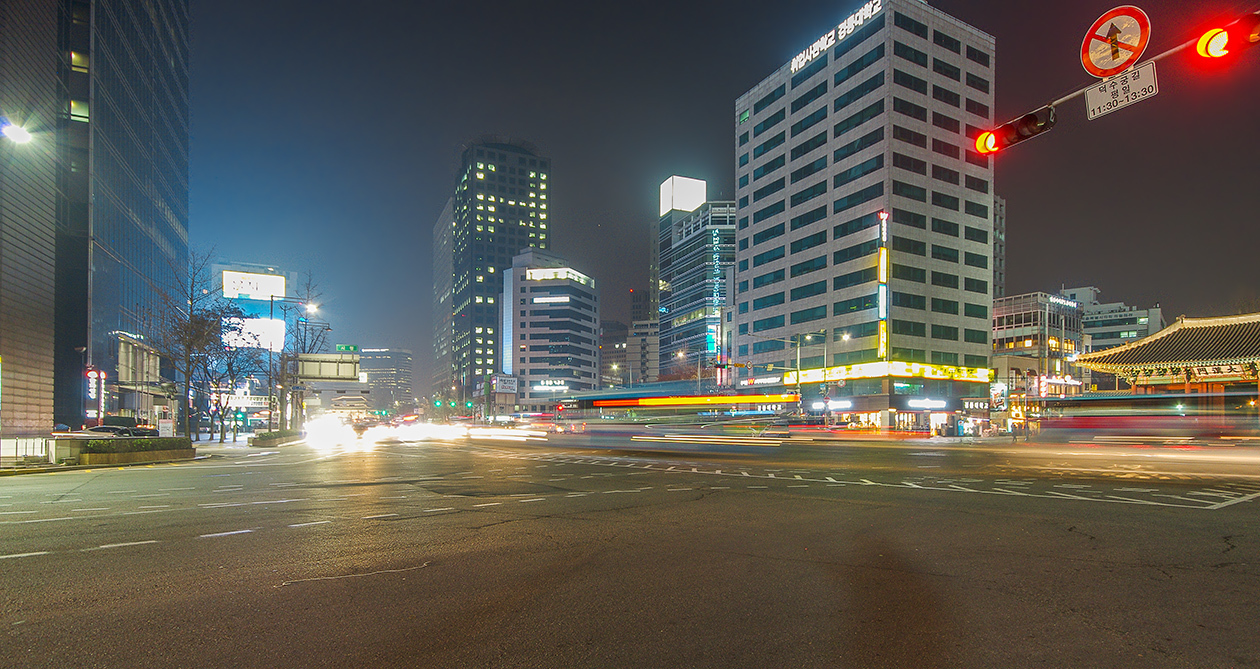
[1195,13,1260,59]
[975,106,1057,155]
[465,401,474,409]
[713,363,729,369]
[433,399,442,408]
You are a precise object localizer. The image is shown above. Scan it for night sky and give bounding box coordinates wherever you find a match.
[191,0,1260,389]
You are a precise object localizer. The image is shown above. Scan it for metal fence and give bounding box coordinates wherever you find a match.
[0,438,51,469]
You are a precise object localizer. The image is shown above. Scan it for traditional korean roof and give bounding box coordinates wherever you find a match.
[1077,312,1260,373]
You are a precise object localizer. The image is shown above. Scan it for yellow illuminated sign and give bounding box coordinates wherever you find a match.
[877,320,887,359]
[782,361,992,386]
[594,393,798,408]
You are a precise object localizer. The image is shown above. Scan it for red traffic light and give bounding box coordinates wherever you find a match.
[975,106,1057,155]
[1195,14,1260,59]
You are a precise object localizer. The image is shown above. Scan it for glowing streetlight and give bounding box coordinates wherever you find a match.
[1,123,32,144]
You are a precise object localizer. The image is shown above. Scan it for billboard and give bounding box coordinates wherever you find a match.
[222,270,285,301]
[491,375,518,394]
[223,317,285,352]
[295,353,360,381]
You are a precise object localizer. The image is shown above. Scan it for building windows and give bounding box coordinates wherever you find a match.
[965,98,990,119]
[892,320,926,337]
[931,351,959,365]
[932,218,959,236]
[966,45,990,67]
[964,226,988,243]
[893,69,928,94]
[833,100,883,138]
[791,281,828,301]
[933,85,961,108]
[790,231,827,254]
[932,191,960,210]
[753,200,785,223]
[893,125,927,148]
[753,178,786,202]
[964,277,988,294]
[753,223,785,245]
[833,72,884,113]
[835,211,882,238]
[791,54,829,88]
[752,246,785,267]
[891,208,926,230]
[964,201,989,218]
[964,252,988,269]
[791,305,828,324]
[893,41,928,67]
[791,205,827,231]
[932,164,960,185]
[964,328,988,344]
[893,152,927,175]
[790,255,828,277]
[753,85,785,114]
[931,298,959,314]
[892,181,927,202]
[791,157,827,184]
[892,236,926,256]
[753,109,785,137]
[791,131,828,160]
[833,127,883,163]
[892,292,926,310]
[931,245,959,263]
[753,155,786,181]
[893,97,928,122]
[835,266,878,290]
[932,59,962,81]
[753,269,785,289]
[933,31,962,53]
[931,271,959,288]
[753,131,786,158]
[833,182,883,213]
[752,315,785,332]
[791,107,828,137]
[835,293,878,314]
[833,155,883,189]
[931,324,958,340]
[964,175,989,193]
[894,12,928,39]
[834,45,885,87]
[964,303,988,319]
[791,81,828,113]
[835,239,880,265]
[932,112,961,133]
[892,264,926,283]
[966,72,991,93]
[753,293,785,310]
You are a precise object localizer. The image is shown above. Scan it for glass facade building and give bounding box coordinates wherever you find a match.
[360,348,414,412]
[433,138,550,404]
[54,0,190,428]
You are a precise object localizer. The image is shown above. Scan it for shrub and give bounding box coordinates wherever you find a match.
[80,437,193,454]
[251,429,302,445]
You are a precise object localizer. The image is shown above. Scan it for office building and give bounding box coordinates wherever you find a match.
[731,0,996,429]
[360,349,414,412]
[627,319,660,385]
[991,291,1085,397]
[0,1,190,431]
[501,249,599,412]
[431,198,454,400]
[656,177,736,380]
[599,321,629,387]
[1060,286,1165,391]
[0,0,59,436]
[992,194,1006,298]
[1060,286,1165,352]
[432,138,550,404]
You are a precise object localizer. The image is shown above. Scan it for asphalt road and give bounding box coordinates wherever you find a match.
[2,432,1259,668]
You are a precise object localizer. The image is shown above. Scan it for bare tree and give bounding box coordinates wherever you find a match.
[142,249,224,440]
[197,306,265,442]
[275,271,331,429]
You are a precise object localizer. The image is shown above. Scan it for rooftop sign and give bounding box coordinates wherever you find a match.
[790,0,884,73]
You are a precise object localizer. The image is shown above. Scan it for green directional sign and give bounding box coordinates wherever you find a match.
[335,344,359,352]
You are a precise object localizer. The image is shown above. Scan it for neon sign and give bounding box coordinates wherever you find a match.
[790,1,884,73]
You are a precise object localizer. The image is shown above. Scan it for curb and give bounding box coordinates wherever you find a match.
[0,453,205,476]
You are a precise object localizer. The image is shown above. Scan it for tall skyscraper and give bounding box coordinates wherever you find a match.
[501,249,599,411]
[360,349,414,412]
[732,0,995,429]
[54,0,190,428]
[0,1,189,433]
[0,0,60,436]
[431,198,454,400]
[656,176,736,379]
[432,138,550,402]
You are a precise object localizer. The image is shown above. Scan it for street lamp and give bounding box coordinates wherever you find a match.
[677,349,704,394]
[1,120,32,144]
[266,294,315,431]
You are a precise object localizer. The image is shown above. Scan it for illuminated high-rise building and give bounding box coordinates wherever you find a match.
[360,349,414,412]
[432,138,550,402]
[655,176,736,381]
[732,0,995,429]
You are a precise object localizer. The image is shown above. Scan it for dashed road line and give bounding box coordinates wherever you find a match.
[200,529,253,538]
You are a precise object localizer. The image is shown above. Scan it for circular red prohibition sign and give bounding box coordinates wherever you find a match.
[1080,5,1151,78]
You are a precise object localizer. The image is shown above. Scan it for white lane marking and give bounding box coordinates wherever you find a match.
[711,486,730,489]
[0,552,51,560]
[199,503,245,508]
[105,490,137,494]
[747,485,767,489]
[1207,491,1260,509]
[289,520,331,527]
[18,517,74,523]
[423,507,454,512]
[362,513,399,519]
[380,496,407,499]
[0,511,38,515]
[41,499,82,504]
[138,505,171,509]
[200,529,253,538]
[269,483,299,487]
[93,540,158,550]
[472,502,501,507]
[71,508,110,512]
[518,498,545,503]
[667,488,693,491]
[250,499,306,505]
[1105,496,1163,505]
[786,484,810,488]
[1115,487,1158,493]
[159,487,196,491]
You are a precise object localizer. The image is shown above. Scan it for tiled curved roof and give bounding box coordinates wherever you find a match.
[1077,313,1260,372]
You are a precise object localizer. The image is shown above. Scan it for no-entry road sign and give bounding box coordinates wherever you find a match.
[1081,5,1151,78]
